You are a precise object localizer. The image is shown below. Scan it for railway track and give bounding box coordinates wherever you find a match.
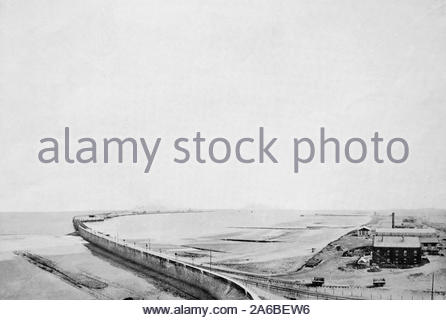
[233,274,364,300]
[201,265,364,300]
[242,278,362,300]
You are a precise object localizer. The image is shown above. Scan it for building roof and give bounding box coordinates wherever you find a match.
[373,236,421,248]
[374,228,436,237]
[358,226,371,231]
[419,237,440,244]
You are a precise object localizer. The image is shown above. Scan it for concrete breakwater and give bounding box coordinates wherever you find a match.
[73,213,258,300]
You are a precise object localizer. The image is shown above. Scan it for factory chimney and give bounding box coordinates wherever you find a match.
[392,212,395,229]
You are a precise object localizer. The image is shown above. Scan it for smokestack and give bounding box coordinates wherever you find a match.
[392,212,395,229]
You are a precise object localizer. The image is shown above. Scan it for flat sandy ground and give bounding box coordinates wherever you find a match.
[89,210,371,275]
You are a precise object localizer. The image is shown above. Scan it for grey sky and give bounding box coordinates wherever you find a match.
[1,0,445,211]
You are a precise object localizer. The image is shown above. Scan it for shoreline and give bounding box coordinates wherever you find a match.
[85,210,373,277]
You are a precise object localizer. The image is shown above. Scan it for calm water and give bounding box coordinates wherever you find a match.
[88,210,371,244]
[0,211,186,299]
[0,211,77,236]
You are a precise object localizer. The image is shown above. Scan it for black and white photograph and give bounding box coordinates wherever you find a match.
[0,1,445,318]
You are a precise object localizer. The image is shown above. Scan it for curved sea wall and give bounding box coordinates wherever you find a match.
[73,214,258,300]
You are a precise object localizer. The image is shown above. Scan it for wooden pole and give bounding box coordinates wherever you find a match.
[209,249,212,272]
[431,272,435,300]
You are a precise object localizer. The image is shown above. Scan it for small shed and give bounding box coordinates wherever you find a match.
[357,226,371,237]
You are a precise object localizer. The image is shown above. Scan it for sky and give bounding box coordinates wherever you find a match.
[1,0,446,212]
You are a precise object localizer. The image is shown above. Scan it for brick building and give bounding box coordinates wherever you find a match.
[372,236,422,267]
